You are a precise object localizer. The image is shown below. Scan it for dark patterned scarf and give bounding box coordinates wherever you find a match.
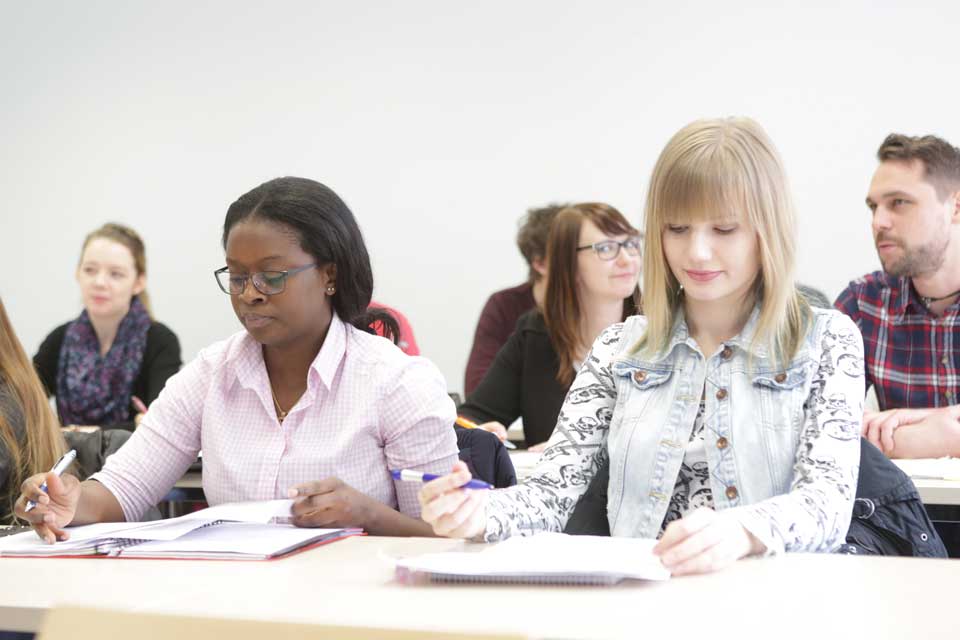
[56,296,151,426]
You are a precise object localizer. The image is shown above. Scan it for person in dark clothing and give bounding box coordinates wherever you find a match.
[464,203,568,396]
[458,203,641,449]
[33,223,181,431]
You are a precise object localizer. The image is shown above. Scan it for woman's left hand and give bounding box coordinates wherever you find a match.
[287,478,376,530]
[653,507,763,575]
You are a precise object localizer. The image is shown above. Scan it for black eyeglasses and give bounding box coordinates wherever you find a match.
[576,237,643,261]
[214,264,317,296]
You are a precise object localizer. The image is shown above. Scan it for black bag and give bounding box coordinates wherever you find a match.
[838,440,947,557]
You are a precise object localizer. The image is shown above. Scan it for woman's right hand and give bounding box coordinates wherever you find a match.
[14,472,81,543]
[418,461,488,539]
[476,421,509,442]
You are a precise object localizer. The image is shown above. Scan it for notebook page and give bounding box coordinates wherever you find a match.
[119,522,349,558]
[0,520,163,556]
[893,458,960,480]
[397,533,670,581]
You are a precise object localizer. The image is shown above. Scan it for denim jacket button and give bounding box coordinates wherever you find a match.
[716,388,728,400]
[633,370,647,383]
[725,485,739,500]
[774,373,787,383]
[716,436,729,450]
[720,346,733,359]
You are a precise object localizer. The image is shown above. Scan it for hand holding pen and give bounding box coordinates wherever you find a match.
[15,449,82,544]
[415,461,489,539]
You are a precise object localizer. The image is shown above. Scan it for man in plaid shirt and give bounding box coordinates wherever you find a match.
[835,133,960,459]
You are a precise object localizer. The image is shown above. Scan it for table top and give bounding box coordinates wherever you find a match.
[0,535,957,638]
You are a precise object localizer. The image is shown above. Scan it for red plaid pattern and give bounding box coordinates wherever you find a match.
[835,270,960,410]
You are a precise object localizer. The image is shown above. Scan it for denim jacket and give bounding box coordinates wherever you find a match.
[485,307,864,555]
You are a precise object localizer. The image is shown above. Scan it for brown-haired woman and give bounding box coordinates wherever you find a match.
[0,297,66,523]
[33,223,182,431]
[458,203,641,450]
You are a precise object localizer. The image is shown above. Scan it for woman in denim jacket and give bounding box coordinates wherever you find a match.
[419,117,865,575]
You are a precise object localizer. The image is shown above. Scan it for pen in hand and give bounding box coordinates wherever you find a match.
[391,469,492,490]
[25,449,77,512]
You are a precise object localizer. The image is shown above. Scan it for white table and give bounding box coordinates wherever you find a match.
[0,536,956,639]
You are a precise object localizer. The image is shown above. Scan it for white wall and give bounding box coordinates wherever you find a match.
[2,1,958,395]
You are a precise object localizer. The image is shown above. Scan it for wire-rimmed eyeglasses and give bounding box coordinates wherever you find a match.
[214,264,317,296]
[575,237,642,261]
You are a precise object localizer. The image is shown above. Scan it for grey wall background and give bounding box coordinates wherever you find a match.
[2,1,958,395]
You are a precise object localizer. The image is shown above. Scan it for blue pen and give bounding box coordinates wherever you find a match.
[25,449,77,512]
[391,469,492,490]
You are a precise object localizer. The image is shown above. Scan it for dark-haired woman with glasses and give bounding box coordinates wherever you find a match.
[458,203,641,450]
[15,177,458,542]
[33,223,182,431]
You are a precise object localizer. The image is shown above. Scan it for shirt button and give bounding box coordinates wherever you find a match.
[946,391,955,402]
[774,373,787,383]
[942,356,950,367]
[633,370,647,383]
[716,388,728,400]
[716,436,729,450]
[725,486,739,500]
[720,346,733,360]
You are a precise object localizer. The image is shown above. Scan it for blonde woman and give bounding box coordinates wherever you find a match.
[0,298,65,523]
[418,117,865,575]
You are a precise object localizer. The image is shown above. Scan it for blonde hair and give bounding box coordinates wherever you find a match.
[637,117,810,367]
[0,298,65,522]
[80,223,152,317]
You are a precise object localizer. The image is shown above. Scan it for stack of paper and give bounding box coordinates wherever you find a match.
[893,457,960,480]
[395,533,670,585]
[0,500,360,560]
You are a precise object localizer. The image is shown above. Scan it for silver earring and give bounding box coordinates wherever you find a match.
[326,286,335,295]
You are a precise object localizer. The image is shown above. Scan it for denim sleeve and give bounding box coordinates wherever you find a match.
[481,323,626,542]
[730,312,863,554]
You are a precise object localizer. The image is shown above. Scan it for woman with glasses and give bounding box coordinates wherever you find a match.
[16,177,458,542]
[33,223,182,431]
[458,203,641,451]
[419,118,863,576]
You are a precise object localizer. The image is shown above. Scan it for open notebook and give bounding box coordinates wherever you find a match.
[0,499,360,560]
[395,533,671,586]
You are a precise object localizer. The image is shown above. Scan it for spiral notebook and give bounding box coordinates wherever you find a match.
[395,533,670,586]
[0,499,360,560]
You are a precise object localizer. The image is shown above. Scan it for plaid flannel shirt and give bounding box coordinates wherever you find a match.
[835,270,960,410]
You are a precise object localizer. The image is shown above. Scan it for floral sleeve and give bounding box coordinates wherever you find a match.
[730,312,864,554]
[482,323,626,542]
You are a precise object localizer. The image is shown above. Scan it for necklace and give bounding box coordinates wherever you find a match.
[269,385,288,424]
[919,288,960,308]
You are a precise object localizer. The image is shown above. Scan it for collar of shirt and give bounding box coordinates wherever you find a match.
[892,274,960,319]
[655,304,767,362]
[228,312,348,395]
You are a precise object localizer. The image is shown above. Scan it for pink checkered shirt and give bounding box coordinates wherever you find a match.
[92,313,458,522]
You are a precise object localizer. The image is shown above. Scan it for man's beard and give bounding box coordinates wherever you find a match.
[878,232,950,277]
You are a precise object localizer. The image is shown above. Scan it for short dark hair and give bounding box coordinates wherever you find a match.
[877,133,960,200]
[221,177,399,342]
[516,203,568,283]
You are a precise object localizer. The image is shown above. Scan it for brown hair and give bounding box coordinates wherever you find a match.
[543,203,641,386]
[80,223,152,316]
[877,133,960,200]
[516,204,569,283]
[0,298,65,522]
